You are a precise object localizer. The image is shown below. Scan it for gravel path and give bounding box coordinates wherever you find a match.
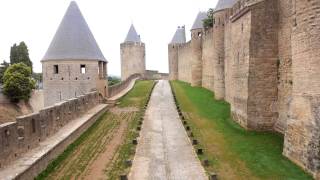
[129,80,207,180]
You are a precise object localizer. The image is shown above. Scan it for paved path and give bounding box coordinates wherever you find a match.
[129,80,207,180]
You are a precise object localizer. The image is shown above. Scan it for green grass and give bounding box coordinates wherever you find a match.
[35,80,154,180]
[171,80,312,180]
[106,80,155,179]
[35,111,116,180]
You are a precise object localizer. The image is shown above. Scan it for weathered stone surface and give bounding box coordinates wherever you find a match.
[43,60,107,107]
[284,0,320,177]
[120,42,146,81]
[167,0,320,176]
[0,91,100,171]
[201,29,214,91]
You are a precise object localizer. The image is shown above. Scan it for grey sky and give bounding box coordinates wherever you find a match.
[0,0,217,76]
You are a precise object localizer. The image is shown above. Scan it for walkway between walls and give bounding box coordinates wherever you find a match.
[128,80,207,180]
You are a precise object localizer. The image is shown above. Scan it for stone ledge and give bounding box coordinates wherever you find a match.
[0,104,108,180]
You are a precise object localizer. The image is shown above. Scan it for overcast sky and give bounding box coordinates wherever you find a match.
[0,0,218,76]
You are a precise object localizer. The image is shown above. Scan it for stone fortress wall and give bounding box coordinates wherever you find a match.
[43,60,107,107]
[0,91,100,169]
[120,42,146,81]
[169,0,320,177]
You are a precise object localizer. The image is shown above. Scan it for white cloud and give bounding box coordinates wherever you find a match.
[0,0,218,75]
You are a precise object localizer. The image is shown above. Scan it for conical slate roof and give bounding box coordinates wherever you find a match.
[170,26,186,44]
[215,0,237,12]
[124,24,141,43]
[191,12,207,30]
[42,1,106,62]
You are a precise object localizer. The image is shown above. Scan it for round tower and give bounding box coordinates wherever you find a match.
[168,26,186,80]
[212,0,237,100]
[41,1,108,107]
[120,24,146,81]
[190,12,207,87]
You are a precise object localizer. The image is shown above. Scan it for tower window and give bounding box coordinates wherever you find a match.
[54,65,59,74]
[80,64,86,74]
[198,32,202,37]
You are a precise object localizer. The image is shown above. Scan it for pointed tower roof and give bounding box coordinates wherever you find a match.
[42,1,106,62]
[170,26,186,44]
[191,12,207,30]
[215,0,237,12]
[124,24,141,43]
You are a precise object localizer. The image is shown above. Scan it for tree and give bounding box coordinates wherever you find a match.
[203,8,214,29]
[2,63,35,102]
[10,42,33,72]
[0,60,9,84]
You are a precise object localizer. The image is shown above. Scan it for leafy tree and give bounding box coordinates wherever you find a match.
[0,60,10,84]
[203,8,214,29]
[3,63,35,102]
[10,42,33,72]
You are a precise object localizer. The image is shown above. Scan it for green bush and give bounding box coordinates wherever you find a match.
[2,63,35,102]
[203,8,214,29]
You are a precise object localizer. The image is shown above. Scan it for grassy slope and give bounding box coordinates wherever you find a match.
[171,80,312,180]
[106,80,155,179]
[36,80,154,180]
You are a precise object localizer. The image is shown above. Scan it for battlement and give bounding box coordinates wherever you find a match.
[0,91,100,169]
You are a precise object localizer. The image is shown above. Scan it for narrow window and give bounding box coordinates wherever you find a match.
[241,23,244,32]
[80,64,86,74]
[54,65,59,74]
[198,32,202,37]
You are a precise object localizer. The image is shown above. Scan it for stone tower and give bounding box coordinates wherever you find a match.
[190,12,207,86]
[41,1,108,107]
[120,24,146,81]
[211,0,237,100]
[168,26,186,80]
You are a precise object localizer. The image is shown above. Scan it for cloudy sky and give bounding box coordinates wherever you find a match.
[0,0,218,76]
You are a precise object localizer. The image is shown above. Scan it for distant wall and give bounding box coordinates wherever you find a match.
[108,74,141,98]
[145,70,169,80]
[0,91,100,169]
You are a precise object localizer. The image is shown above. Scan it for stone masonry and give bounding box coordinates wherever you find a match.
[120,24,146,81]
[0,91,100,170]
[168,0,320,177]
[42,1,108,107]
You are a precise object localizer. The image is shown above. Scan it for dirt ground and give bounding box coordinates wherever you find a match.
[44,107,138,180]
[0,101,33,124]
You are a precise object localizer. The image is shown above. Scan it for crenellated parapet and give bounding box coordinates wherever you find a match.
[0,91,100,169]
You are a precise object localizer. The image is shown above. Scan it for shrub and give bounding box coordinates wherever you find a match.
[203,8,214,29]
[2,63,35,102]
